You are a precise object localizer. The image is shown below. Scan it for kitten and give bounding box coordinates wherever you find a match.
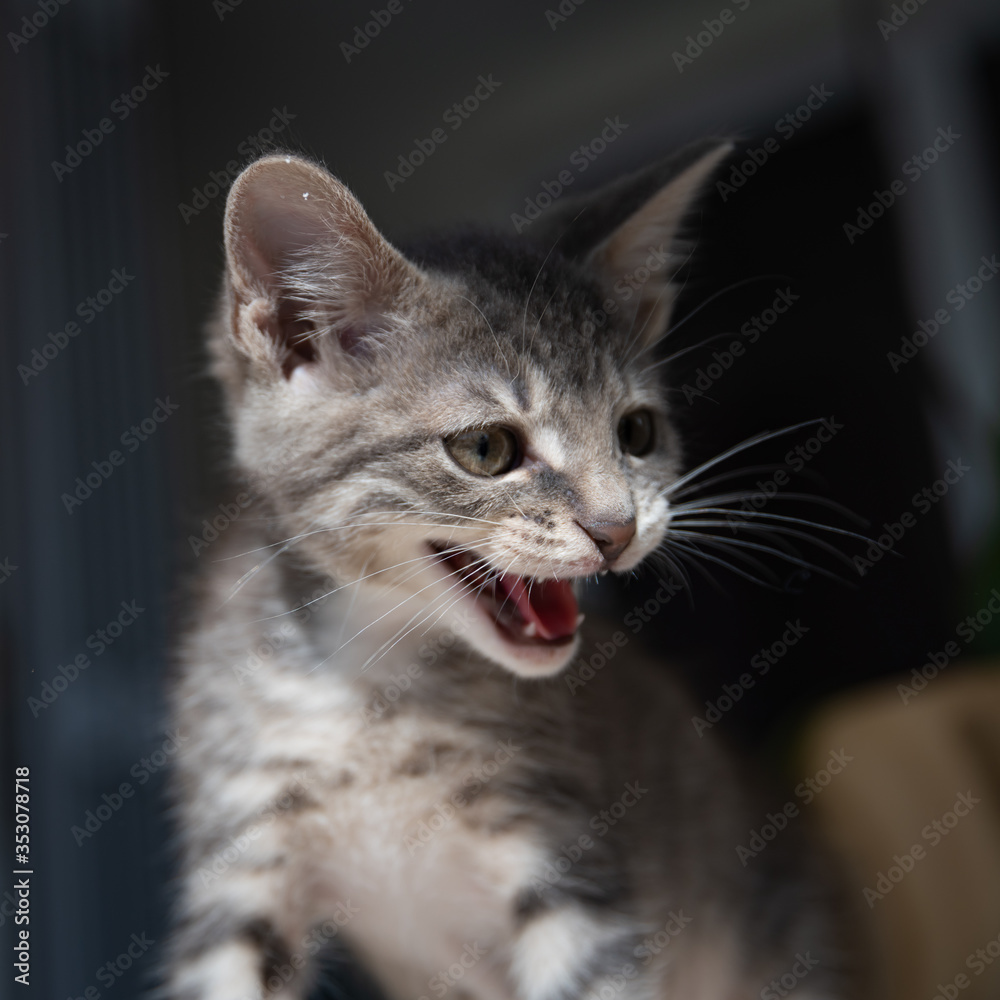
[165,142,854,1000]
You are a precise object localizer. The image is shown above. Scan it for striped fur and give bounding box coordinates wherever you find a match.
[165,148,854,999]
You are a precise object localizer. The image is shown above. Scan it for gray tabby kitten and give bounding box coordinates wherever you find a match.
[166,142,853,1000]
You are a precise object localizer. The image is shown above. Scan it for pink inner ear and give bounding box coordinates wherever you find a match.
[248,185,335,283]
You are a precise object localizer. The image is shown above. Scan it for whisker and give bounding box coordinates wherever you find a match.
[666,537,781,590]
[664,519,855,568]
[665,535,780,587]
[217,511,504,560]
[670,507,881,547]
[667,464,790,500]
[667,529,849,585]
[647,547,694,596]
[644,330,740,372]
[521,211,586,351]
[457,293,512,377]
[361,559,497,672]
[307,560,489,674]
[669,490,866,524]
[248,539,495,623]
[656,273,790,344]
[659,420,829,496]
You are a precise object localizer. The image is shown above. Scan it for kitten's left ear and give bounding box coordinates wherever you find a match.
[530,139,733,347]
[222,154,420,378]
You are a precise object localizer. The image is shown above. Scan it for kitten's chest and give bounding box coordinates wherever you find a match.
[298,683,540,995]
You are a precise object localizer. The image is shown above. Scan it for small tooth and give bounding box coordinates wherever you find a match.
[523,621,537,637]
[575,614,586,627]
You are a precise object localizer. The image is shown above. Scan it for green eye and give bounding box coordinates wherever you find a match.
[445,427,519,476]
[617,409,654,457]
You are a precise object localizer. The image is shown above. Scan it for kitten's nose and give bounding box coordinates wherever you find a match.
[579,518,636,565]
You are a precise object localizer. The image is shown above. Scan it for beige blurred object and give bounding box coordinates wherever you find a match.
[797,663,1000,1000]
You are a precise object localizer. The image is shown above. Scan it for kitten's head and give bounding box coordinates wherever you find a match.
[212,142,730,677]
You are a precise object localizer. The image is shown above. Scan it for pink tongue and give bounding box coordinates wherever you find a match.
[496,573,579,640]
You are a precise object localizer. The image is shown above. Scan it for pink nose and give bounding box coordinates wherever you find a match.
[579,519,636,565]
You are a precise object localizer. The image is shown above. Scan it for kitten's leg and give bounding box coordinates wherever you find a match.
[165,870,313,1000]
[509,904,639,1000]
[164,800,323,1000]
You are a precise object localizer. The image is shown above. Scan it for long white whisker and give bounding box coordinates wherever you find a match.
[666,537,780,590]
[669,491,865,523]
[307,562,489,674]
[660,420,827,496]
[667,529,848,584]
[666,464,788,500]
[665,519,855,567]
[644,331,740,372]
[656,273,789,345]
[670,507,880,546]
[248,539,496,623]
[360,559,497,673]
[457,294,512,377]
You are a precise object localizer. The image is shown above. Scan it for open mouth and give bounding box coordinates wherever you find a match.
[429,543,581,647]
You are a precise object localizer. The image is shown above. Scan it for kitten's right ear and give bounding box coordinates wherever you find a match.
[527,139,732,348]
[223,154,418,377]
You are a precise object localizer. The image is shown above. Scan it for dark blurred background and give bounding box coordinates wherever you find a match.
[1,0,999,997]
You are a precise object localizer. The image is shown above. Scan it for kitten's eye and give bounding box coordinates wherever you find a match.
[617,409,654,457]
[445,427,519,476]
